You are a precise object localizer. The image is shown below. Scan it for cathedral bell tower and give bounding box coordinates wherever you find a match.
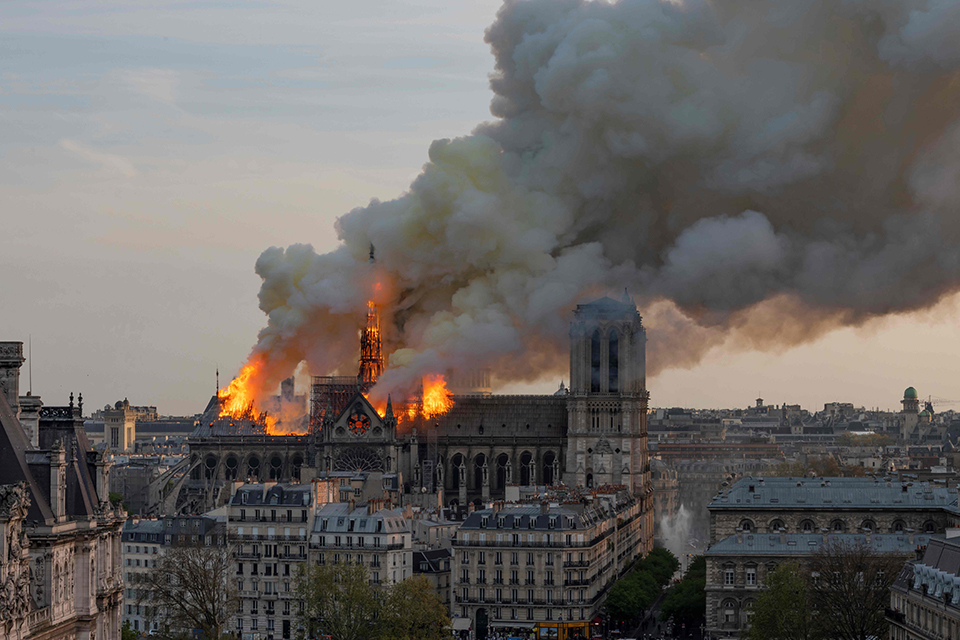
[564,294,649,496]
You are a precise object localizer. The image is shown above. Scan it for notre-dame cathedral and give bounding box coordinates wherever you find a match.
[163,294,653,543]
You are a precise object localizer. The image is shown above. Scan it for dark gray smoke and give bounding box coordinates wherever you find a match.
[246,0,960,400]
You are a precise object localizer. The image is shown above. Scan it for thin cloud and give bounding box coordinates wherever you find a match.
[59,139,138,177]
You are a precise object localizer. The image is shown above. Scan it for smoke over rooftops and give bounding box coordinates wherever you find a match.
[245,0,960,399]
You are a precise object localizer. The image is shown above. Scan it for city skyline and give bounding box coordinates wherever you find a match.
[4,0,960,416]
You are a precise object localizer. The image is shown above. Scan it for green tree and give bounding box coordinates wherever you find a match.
[747,562,820,640]
[295,562,383,640]
[121,621,139,640]
[380,575,451,640]
[638,548,680,587]
[659,556,705,628]
[604,567,660,624]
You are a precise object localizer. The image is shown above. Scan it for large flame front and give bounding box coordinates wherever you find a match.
[422,374,453,418]
[218,361,278,432]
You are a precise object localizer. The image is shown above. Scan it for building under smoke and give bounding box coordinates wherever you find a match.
[158,296,655,559]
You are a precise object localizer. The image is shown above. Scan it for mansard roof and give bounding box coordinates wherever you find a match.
[0,391,54,523]
[37,403,103,519]
[710,476,959,511]
[229,483,313,507]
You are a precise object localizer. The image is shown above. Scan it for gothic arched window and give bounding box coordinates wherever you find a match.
[608,329,619,393]
[590,330,601,393]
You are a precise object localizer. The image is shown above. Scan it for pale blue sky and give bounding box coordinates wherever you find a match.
[3,0,958,415]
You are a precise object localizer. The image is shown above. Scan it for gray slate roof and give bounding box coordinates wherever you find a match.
[312,503,409,534]
[710,476,959,510]
[458,505,596,531]
[230,483,312,507]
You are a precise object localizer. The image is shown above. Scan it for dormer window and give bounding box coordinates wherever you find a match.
[241,493,248,505]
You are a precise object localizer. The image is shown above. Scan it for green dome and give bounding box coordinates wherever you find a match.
[920,409,931,418]
[904,387,918,399]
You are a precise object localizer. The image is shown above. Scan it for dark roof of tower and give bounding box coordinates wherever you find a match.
[574,296,639,320]
[0,391,54,523]
[36,403,102,519]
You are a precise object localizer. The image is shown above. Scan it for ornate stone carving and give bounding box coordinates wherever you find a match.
[594,435,614,455]
[0,483,30,519]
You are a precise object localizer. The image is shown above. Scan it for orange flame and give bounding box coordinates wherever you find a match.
[422,374,453,419]
[217,361,278,432]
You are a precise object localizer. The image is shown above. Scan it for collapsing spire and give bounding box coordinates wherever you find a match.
[358,300,383,389]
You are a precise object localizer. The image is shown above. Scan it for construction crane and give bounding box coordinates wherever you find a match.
[926,397,960,410]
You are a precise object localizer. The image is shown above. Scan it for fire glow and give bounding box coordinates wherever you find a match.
[421,374,453,418]
[217,360,278,432]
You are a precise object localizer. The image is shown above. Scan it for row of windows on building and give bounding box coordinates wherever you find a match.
[461,551,588,565]
[125,558,156,568]
[458,606,590,622]
[738,518,938,534]
[315,552,404,567]
[237,562,294,577]
[462,531,588,543]
[236,508,309,522]
[237,543,306,558]
[239,580,291,595]
[241,599,298,616]
[125,545,159,554]
[459,568,588,585]
[460,587,590,604]
[314,535,392,547]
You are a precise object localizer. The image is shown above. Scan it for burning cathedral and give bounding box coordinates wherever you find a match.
[157,294,653,546]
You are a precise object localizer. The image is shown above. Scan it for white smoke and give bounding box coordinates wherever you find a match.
[242,0,960,400]
[659,504,695,560]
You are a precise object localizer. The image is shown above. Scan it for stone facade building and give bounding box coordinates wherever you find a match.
[309,501,413,587]
[705,531,929,638]
[164,297,654,558]
[451,488,644,639]
[708,476,960,545]
[228,483,315,640]
[121,515,225,634]
[0,341,125,640]
[887,533,960,640]
[704,475,960,638]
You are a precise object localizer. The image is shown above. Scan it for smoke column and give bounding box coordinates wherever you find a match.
[245,0,960,400]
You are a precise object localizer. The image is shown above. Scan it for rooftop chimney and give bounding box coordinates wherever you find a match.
[540,501,549,515]
[0,342,25,419]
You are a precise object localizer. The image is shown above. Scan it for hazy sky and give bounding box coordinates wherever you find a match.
[3,0,959,416]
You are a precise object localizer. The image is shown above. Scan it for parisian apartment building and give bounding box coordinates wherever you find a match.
[450,487,644,639]
[227,483,316,640]
[121,515,225,633]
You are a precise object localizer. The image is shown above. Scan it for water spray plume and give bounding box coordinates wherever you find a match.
[237,0,960,402]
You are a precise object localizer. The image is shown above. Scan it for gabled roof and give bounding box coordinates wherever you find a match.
[0,392,54,523]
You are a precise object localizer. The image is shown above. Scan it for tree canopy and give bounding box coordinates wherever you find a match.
[295,562,450,640]
[134,542,238,640]
[747,562,819,640]
[659,556,706,628]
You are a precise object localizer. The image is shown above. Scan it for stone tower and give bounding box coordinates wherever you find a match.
[565,295,649,494]
[901,386,919,441]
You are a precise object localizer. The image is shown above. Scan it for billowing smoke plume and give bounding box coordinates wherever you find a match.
[245,0,960,400]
